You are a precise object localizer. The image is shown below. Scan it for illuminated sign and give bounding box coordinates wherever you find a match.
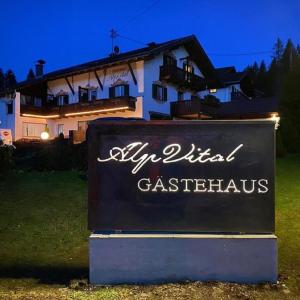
[88,120,275,233]
[0,129,13,145]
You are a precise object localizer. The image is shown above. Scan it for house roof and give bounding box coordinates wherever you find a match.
[17,35,222,91]
[216,66,247,85]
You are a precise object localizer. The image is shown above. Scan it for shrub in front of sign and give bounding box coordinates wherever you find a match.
[0,143,14,174]
[13,138,87,171]
[276,130,286,157]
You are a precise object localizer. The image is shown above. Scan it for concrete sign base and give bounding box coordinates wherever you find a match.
[89,234,277,285]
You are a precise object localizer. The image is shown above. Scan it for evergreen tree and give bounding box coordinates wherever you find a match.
[282,39,299,72]
[256,61,268,94]
[252,61,259,74]
[280,60,300,152]
[259,60,267,73]
[0,69,5,93]
[4,69,17,91]
[26,68,35,80]
[297,44,300,56]
[272,38,284,63]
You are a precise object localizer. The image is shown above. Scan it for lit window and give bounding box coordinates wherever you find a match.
[209,89,217,93]
[57,124,64,136]
[78,121,88,132]
[22,122,45,138]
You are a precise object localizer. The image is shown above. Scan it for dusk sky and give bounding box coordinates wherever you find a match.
[0,0,299,81]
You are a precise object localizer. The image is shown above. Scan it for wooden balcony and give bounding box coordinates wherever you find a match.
[170,100,216,119]
[20,96,136,118]
[160,65,206,91]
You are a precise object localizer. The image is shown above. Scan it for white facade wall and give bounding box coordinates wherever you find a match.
[143,46,203,119]
[47,61,144,103]
[199,84,240,102]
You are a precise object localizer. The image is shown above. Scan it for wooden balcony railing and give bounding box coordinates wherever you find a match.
[20,96,136,118]
[160,65,206,91]
[170,99,217,118]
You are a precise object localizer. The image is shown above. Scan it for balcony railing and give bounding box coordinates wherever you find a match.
[20,96,136,118]
[160,65,206,91]
[170,99,217,118]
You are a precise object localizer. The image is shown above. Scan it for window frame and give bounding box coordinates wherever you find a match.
[78,121,88,132]
[79,86,89,102]
[89,88,98,101]
[57,124,64,136]
[7,102,13,114]
[152,84,168,101]
[109,84,129,98]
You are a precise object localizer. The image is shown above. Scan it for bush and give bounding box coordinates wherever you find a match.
[13,139,87,171]
[276,130,286,157]
[0,145,14,174]
[202,94,221,107]
[279,114,300,153]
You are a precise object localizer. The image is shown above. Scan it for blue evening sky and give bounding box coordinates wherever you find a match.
[0,0,299,80]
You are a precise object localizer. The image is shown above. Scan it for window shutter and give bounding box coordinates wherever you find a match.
[64,95,69,105]
[109,87,115,98]
[78,86,82,101]
[163,87,168,101]
[152,84,157,99]
[124,84,129,97]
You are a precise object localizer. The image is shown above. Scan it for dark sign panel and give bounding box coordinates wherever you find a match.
[88,120,275,233]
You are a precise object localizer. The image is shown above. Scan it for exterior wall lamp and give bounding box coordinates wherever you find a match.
[270,113,280,130]
[41,124,50,140]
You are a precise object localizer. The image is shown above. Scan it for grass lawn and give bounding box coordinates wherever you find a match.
[0,155,299,299]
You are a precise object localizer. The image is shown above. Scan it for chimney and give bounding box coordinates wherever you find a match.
[35,59,46,77]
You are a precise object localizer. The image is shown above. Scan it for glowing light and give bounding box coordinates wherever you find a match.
[22,113,59,119]
[270,113,280,130]
[97,142,244,174]
[41,131,49,140]
[41,125,50,140]
[22,106,130,119]
[209,88,217,93]
[65,106,130,117]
